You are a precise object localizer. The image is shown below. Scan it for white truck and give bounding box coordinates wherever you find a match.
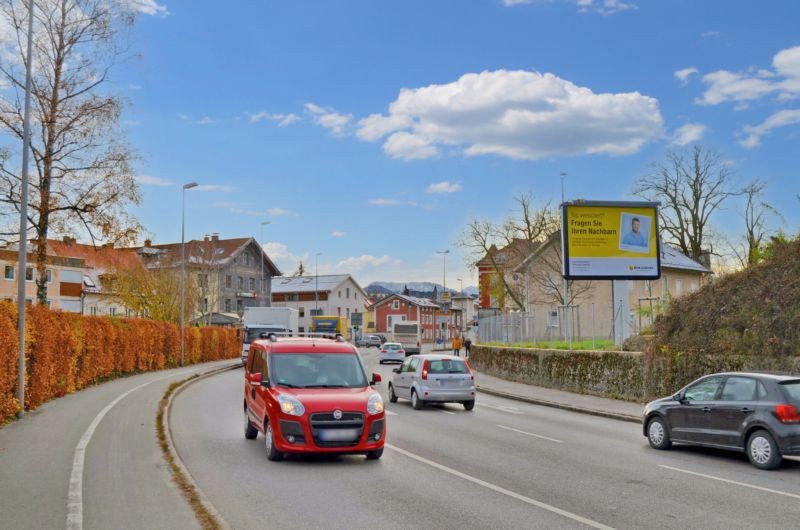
[241,307,299,364]
[391,321,421,355]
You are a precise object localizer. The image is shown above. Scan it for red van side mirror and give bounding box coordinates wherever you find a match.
[250,372,262,384]
[371,373,382,385]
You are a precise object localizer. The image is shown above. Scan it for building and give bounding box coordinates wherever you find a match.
[0,245,86,312]
[451,294,478,326]
[477,238,538,310]
[370,293,440,343]
[271,274,368,333]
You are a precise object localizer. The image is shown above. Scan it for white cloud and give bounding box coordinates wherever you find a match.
[502,0,635,13]
[178,114,189,121]
[249,112,301,126]
[672,123,707,146]
[262,242,308,274]
[305,103,352,136]
[195,184,236,192]
[197,116,215,125]
[267,208,292,217]
[335,255,391,272]
[331,231,346,238]
[427,181,463,194]
[740,109,800,149]
[698,45,800,105]
[357,69,663,161]
[368,198,418,207]
[119,0,169,17]
[701,30,721,38]
[135,175,173,186]
[674,67,699,84]
[216,204,292,217]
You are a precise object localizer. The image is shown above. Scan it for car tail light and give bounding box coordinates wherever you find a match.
[776,404,800,423]
[380,349,386,353]
[398,350,405,354]
[421,359,429,380]
[464,359,474,380]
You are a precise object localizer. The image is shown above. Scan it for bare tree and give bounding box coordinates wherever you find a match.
[0,0,142,304]
[293,261,307,277]
[459,193,559,310]
[521,233,594,308]
[729,180,781,267]
[634,145,738,263]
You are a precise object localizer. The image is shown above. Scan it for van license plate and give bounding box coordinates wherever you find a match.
[318,429,359,441]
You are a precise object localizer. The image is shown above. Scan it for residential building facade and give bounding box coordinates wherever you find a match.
[0,246,86,312]
[370,294,440,342]
[271,274,367,333]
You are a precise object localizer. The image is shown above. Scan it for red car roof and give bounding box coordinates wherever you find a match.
[253,338,357,354]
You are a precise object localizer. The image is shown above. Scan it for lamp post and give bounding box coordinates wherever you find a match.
[456,278,463,295]
[16,0,35,418]
[180,181,198,367]
[314,252,322,310]
[260,220,270,307]
[436,250,449,342]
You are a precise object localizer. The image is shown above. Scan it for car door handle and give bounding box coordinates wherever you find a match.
[702,406,712,413]
[740,407,753,413]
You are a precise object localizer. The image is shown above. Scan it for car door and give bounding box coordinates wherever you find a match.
[710,376,760,447]
[248,350,267,426]
[405,357,421,397]
[667,376,724,444]
[394,357,413,397]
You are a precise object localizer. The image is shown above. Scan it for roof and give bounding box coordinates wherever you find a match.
[476,238,539,269]
[661,245,711,273]
[252,337,357,354]
[142,237,281,276]
[189,312,242,326]
[46,239,144,293]
[370,293,440,309]
[271,274,362,295]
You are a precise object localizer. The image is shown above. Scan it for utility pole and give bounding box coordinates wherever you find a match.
[16,0,35,418]
[315,252,322,310]
[180,181,198,367]
[260,220,270,307]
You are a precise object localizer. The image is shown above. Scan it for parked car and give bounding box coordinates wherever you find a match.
[243,335,386,461]
[388,354,476,411]
[378,342,406,364]
[364,334,384,348]
[643,372,800,470]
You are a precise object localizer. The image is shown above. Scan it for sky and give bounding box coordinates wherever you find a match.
[111,0,800,287]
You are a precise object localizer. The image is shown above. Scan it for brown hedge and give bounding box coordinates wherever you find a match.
[0,301,240,424]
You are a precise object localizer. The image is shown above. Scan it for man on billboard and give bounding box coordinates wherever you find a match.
[619,213,651,253]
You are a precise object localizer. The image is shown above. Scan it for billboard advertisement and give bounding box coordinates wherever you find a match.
[561,201,661,280]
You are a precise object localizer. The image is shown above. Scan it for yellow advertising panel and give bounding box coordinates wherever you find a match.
[562,201,661,279]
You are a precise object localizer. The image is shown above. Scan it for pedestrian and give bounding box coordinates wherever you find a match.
[464,337,471,358]
[453,335,462,356]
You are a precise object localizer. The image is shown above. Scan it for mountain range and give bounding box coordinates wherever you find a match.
[365,281,478,298]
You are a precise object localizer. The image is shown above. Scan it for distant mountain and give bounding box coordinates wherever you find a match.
[366,281,478,298]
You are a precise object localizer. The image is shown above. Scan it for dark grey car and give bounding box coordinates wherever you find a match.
[643,372,800,469]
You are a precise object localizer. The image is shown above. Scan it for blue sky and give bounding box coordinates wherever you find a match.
[120,0,800,286]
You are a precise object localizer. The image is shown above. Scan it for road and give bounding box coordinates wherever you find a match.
[0,359,237,530]
[170,348,800,530]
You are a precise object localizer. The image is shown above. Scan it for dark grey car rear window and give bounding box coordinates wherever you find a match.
[779,381,800,402]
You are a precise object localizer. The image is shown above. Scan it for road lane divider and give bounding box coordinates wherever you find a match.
[497,424,563,443]
[476,402,523,415]
[385,410,399,416]
[659,465,800,500]
[385,443,615,530]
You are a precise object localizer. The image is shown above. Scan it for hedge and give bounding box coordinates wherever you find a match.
[0,301,241,424]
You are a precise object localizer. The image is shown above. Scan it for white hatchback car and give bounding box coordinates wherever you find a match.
[388,354,476,410]
[378,342,406,364]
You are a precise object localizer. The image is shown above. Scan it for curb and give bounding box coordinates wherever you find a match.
[162,362,240,530]
[476,385,642,424]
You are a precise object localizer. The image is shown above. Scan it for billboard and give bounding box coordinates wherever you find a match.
[561,201,661,280]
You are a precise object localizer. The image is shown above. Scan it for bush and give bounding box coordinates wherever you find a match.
[0,302,240,424]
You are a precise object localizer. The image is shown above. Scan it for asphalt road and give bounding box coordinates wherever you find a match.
[0,359,238,530]
[170,348,800,530]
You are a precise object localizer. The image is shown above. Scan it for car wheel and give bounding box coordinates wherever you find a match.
[388,383,398,403]
[265,421,284,461]
[244,406,257,439]
[411,389,424,410]
[463,400,475,411]
[747,430,782,470]
[647,417,671,450]
[366,448,383,460]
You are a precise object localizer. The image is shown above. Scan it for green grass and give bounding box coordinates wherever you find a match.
[482,339,617,351]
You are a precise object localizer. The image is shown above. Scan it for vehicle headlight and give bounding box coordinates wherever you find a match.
[367,393,384,415]
[278,394,305,416]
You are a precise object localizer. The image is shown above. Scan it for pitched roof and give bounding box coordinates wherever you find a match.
[271,274,364,295]
[661,245,711,273]
[370,293,440,309]
[140,237,281,275]
[476,238,539,269]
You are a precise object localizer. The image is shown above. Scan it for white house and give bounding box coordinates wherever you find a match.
[271,274,368,333]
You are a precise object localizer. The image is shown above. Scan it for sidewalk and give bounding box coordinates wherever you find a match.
[474,371,644,423]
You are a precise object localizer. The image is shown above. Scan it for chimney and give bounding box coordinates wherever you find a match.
[203,234,210,242]
[62,236,75,245]
[211,233,219,242]
[144,239,152,248]
[103,242,114,249]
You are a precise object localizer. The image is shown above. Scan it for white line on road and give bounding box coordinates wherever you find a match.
[497,424,563,443]
[659,465,800,501]
[476,402,523,415]
[66,369,195,530]
[385,410,398,416]
[434,407,456,415]
[386,443,615,530]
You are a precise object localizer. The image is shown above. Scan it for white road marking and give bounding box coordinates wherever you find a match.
[435,408,456,415]
[66,369,195,530]
[476,402,523,415]
[497,424,563,443]
[385,410,398,416]
[386,443,615,530]
[659,465,800,501]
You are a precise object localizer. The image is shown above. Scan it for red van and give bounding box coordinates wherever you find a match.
[243,335,386,460]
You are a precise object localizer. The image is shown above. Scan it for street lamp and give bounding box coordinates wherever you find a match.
[456,278,463,295]
[180,181,198,367]
[436,250,449,296]
[260,221,270,307]
[314,252,322,310]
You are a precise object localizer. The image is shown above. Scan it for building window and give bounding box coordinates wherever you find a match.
[249,278,255,291]
[299,307,305,317]
[299,326,305,334]
[347,307,350,317]
[392,300,400,310]
[237,299,243,312]
[198,273,208,288]
[675,280,684,296]
[202,298,208,312]
[225,299,231,312]
[337,307,341,316]
[237,276,244,290]
[110,307,117,316]
[225,275,232,289]
[547,310,559,328]
[46,269,52,283]
[346,287,350,298]
[355,292,358,301]
[286,293,298,302]
[3,266,13,280]
[338,290,342,298]
[25,267,34,281]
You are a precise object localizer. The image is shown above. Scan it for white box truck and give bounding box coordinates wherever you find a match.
[241,307,299,364]
[391,321,421,355]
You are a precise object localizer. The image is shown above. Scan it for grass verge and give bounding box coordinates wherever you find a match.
[156,374,221,530]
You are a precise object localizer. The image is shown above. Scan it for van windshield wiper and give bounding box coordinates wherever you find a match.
[304,384,348,388]
[277,382,303,388]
